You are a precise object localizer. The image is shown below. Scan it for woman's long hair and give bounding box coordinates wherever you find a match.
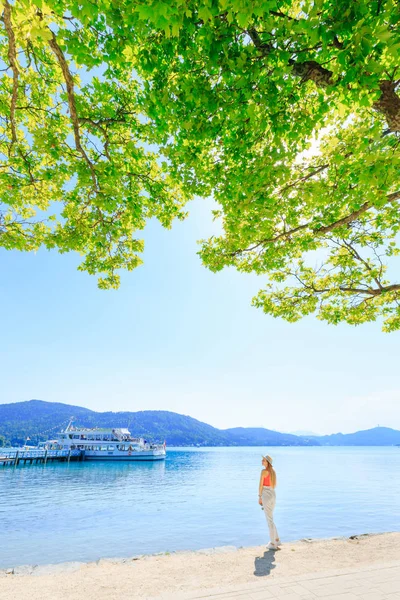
[266,462,277,488]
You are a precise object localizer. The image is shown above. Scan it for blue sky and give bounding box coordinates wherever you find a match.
[1,197,399,434]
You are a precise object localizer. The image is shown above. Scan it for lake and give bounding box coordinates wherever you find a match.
[1,446,399,569]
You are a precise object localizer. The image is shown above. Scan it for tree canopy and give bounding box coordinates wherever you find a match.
[1,0,399,328]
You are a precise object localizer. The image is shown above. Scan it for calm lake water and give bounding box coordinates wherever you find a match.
[1,447,399,568]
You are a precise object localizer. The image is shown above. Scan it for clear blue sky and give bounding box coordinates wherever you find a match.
[1,197,399,434]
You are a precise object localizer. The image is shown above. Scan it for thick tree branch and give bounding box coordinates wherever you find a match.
[48,32,99,191]
[338,284,400,296]
[231,190,400,256]
[3,1,19,146]
[247,24,400,130]
[316,190,400,234]
[247,28,272,53]
[293,277,400,298]
[289,59,334,87]
[373,80,400,132]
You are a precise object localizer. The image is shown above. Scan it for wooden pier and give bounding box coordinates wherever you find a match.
[0,449,83,467]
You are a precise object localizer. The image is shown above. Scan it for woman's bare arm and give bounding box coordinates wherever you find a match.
[258,470,264,503]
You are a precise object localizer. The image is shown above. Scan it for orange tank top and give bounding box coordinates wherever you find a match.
[263,472,271,487]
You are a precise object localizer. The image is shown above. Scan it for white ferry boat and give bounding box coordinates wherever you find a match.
[40,419,166,461]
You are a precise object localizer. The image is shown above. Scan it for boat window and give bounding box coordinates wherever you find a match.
[119,445,125,451]
[108,446,114,451]
[101,446,107,451]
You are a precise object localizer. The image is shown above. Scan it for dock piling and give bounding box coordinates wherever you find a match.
[0,448,81,467]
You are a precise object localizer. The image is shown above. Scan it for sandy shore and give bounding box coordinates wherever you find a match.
[1,532,399,600]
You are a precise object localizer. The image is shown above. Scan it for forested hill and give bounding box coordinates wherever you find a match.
[0,400,315,447]
[222,427,310,446]
[0,401,399,447]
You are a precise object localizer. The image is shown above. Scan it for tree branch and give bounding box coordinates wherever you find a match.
[48,32,99,191]
[339,284,400,296]
[3,0,19,146]
[231,190,400,256]
[341,239,383,289]
[247,25,400,130]
[280,163,329,194]
[247,28,272,53]
[289,59,334,87]
[269,10,298,22]
[316,190,400,234]
[373,80,400,132]
[290,275,400,298]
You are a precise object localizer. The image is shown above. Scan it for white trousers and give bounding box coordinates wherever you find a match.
[262,487,279,543]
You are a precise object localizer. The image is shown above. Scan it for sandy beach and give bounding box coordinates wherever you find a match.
[1,532,399,600]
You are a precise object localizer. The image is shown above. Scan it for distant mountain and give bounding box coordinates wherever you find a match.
[223,427,310,446]
[0,400,317,447]
[307,427,400,446]
[290,430,319,437]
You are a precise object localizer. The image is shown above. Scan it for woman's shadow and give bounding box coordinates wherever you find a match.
[253,549,277,577]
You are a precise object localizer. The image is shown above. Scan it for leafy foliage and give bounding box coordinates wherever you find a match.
[0,0,188,289]
[1,0,399,327]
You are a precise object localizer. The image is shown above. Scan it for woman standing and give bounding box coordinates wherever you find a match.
[259,454,281,550]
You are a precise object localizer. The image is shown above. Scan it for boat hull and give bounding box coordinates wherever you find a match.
[82,451,166,461]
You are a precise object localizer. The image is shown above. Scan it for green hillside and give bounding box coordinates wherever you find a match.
[0,400,316,447]
[2,400,398,447]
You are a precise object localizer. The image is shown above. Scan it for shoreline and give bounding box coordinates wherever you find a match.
[0,531,395,575]
[1,531,399,599]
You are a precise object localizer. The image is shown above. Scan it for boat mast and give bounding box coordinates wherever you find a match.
[65,417,75,432]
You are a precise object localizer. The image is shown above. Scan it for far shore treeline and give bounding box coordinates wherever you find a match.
[0,400,400,448]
